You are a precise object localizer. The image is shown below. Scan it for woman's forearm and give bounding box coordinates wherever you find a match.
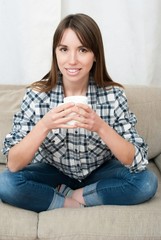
[98,122,135,166]
[7,120,49,172]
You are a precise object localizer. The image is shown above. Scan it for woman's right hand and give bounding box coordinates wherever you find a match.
[40,102,77,132]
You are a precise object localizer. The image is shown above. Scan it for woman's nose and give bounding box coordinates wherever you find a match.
[68,52,77,64]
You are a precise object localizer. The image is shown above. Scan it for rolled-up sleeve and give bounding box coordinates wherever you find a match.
[2,89,36,156]
[113,88,148,172]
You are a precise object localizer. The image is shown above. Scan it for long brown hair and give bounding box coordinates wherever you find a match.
[31,13,123,92]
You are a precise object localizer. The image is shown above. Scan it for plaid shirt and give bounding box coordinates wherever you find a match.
[2,78,148,180]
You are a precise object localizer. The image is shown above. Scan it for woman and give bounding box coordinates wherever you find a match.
[0,13,158,212]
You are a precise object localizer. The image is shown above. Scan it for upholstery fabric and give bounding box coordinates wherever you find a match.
[124,85,161,160]
[0,85,26,163]
[0,203,37,240]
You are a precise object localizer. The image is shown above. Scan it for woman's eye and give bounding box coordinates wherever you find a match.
[79,47,88,53]
[59,47,67,52]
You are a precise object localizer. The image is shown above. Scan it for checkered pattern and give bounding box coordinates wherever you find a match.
[2,77,148,180]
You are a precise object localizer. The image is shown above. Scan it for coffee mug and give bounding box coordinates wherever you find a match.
[64,96,88,125]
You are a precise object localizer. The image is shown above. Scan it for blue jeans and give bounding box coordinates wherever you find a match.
[0,159,158,212]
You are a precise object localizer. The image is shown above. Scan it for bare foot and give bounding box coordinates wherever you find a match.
[71,188,86,205]
[64,197,83,208]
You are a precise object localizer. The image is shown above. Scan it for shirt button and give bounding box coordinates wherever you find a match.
[77,164,81,170]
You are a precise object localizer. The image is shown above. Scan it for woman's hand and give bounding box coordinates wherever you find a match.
[71,103,105,133]
[40,102,78,132]
[71,103,135,165]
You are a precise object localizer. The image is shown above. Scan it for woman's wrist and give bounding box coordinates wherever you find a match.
[36,120,51,136]
[97,121,110,138]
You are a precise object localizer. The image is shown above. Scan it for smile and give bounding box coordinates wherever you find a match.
[65,68,81,74]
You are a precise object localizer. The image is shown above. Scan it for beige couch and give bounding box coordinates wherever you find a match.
[0,84,161,240]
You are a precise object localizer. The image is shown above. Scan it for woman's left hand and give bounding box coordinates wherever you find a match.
[71,103,105,133]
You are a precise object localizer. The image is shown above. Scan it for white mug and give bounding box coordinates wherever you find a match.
[64,96,88,125]
[64,96,88,104]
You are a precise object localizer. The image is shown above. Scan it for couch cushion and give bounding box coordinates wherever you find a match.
[0,202,38,240]
[39,206,161,240]
[0,85,26,163]
[125,85,161,160]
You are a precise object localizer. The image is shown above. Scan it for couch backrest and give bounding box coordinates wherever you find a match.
[0,84,161,164]
[0,85,26,163]
[124,85,161,160]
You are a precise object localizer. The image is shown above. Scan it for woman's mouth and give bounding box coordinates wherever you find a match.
[65,68,81,75]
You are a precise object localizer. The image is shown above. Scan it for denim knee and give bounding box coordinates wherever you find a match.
[139,169,158,201]
[0,169,23,201]
[83,169,158,206]
[0,168,65,212]
[124,169,158,205]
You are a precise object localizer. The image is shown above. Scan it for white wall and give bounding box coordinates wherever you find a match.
[61,0,161,86]
[0,0,161,86]
[0,0,61,84]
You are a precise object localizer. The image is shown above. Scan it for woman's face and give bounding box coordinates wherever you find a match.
[55,28,95,85]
